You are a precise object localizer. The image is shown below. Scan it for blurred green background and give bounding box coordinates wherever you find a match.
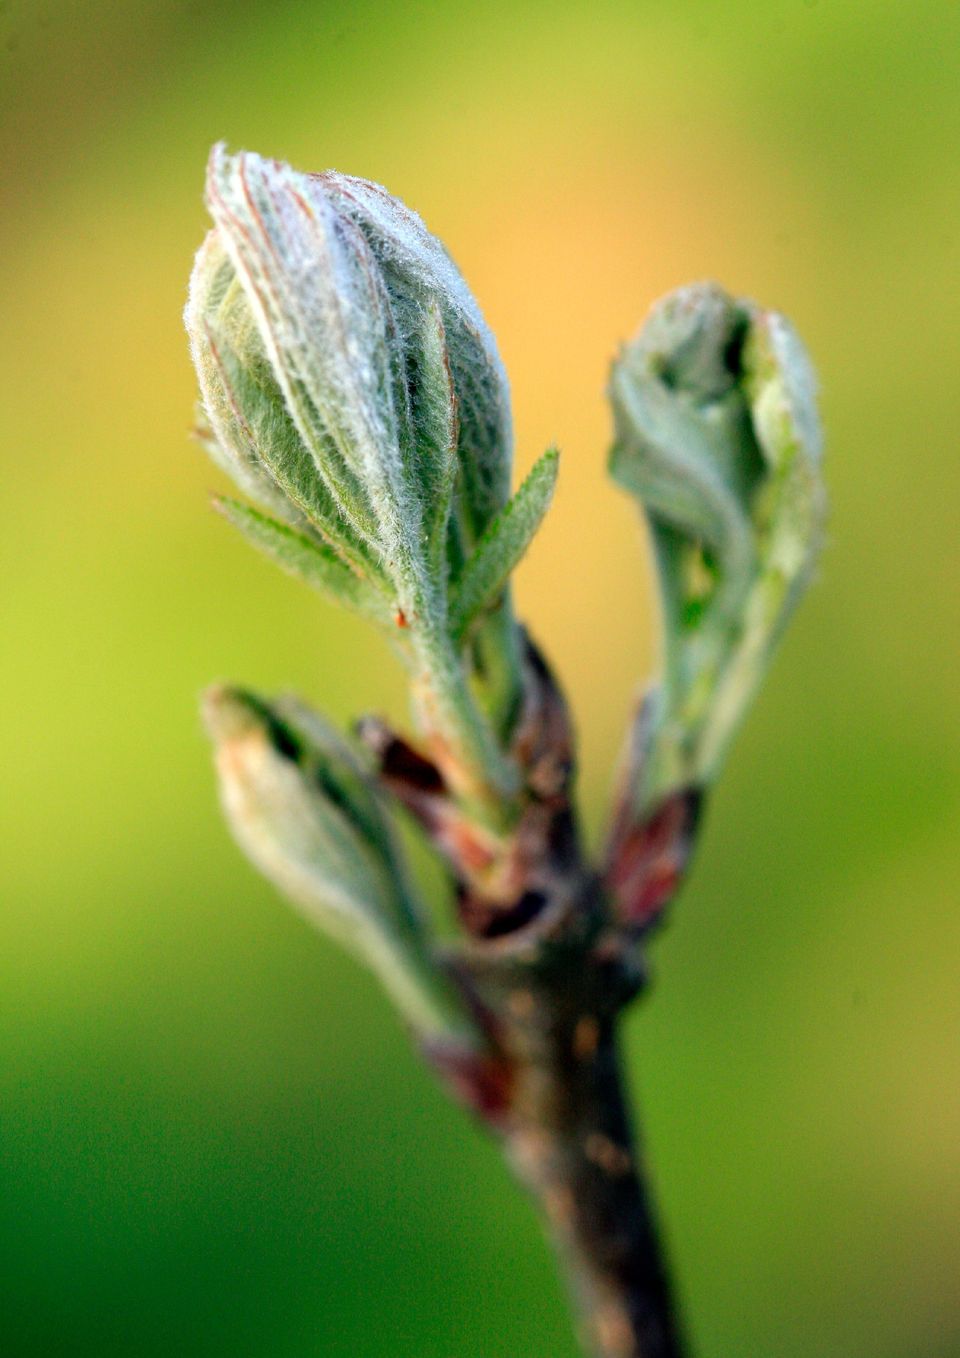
[2,1,958,1354]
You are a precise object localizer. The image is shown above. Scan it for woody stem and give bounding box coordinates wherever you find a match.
[505,1014,686,1358]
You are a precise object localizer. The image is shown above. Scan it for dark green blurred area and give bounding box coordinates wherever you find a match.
[1,1,958,1354]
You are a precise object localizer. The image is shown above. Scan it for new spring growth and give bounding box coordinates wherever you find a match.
[188,149,828,1358]
[202,685,476,1045]
[609,283,826,818]
[186,146,558,823]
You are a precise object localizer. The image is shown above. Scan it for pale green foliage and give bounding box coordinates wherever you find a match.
[187,144,515,596]
[609,282,826,811]
[449,447,559,643]
[188,150,825,1054]
[188,233,381,578]
[212,496,394,626]
[186,145,558,817]
[316,170,514,549]
[203,686,473,1041]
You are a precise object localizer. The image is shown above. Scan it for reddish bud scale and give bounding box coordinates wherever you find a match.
[604,789,703,931]
[421,1040,515,1127]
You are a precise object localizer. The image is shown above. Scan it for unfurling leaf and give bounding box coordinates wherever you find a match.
[609,282,825,812]
[316,168,513,547]
[186,146,551,819]
[203,685,473,1042]
[187,230,381,577]
[213,497,394,628]
[190,144,516,616]
[449,448,559,644]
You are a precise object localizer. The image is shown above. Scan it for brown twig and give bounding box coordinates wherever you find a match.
[371,635,694,1358]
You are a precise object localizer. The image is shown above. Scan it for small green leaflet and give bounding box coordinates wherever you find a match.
[214,497,394,627]
[447,448,559,644]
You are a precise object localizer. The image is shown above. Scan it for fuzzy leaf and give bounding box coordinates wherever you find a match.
[448,448,559,644]
[187,234,309,528]
[609,283,825,809]
[319,170,513,544]
[214,497,395,626]
[187,146,526,822]
[205,146,422,585]
[187,231,383,580]
[407,299,458,572]
[203,686,473,1040]
[609,287,762,668]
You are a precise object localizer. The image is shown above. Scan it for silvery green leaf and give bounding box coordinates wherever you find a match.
[609,283,826,810]
[610,287,761,660]
[186,232,308,528]
[449,448,559,645]
[319,169,513,544]
[213,497,395,628]
[187,231,383,582]
[203,686,473,1041]
[406,298,458,573]
[696,311,826,777]
[205,146,423,597]
[187,147,536,823]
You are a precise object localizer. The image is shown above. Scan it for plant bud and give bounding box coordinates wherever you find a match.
[187,146,560,821]
[203,685,471,1041]
[187,229,379,582]
[314,168,513,548]
[187,145,515,620]
[609,282,826,810]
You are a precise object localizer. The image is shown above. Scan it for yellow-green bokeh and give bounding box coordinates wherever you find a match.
[1,2,958,1354]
